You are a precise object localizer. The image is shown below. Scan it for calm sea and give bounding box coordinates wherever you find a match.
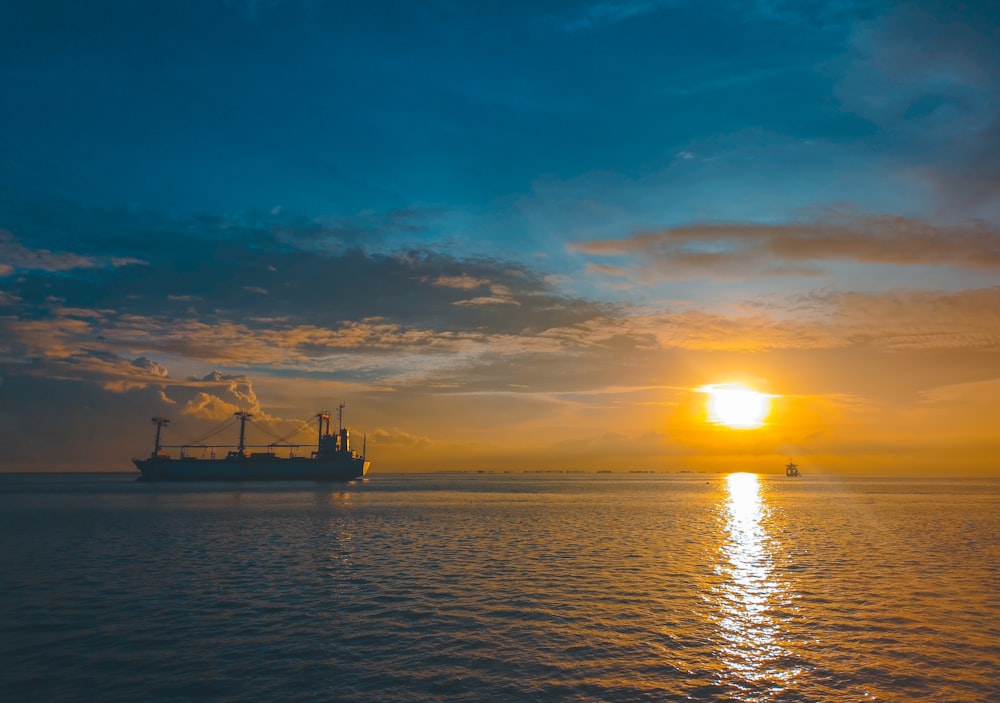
[0,472,997,703]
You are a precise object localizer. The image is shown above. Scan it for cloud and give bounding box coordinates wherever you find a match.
[918,378,1000,405]
[192,371,262,414]
[0,204,624,395]
[556,1,678,32]
[824,287,1000,350]
[280,206,451,254]
[133,356,170,377]
[183,392,242,420]
[158,390,176,404]
[568,212,1000,280]
[0,229,146,274]
[836,3,997,129]
[745,0,866,26]
[658,286,1000,352]
[453,297,521,307]
[62,351,171,386]
[431,274,489,290]
[103,377,159,392]
[452,285,521,306]
[586,262,627,276]
[606,286,1000,353]
[834,2,1000,213]
[370,427,433,447]
[3,271,996,416]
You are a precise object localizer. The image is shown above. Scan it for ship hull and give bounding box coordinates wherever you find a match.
[133,456,370,482]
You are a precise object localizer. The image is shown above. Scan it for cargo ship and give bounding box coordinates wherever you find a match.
[133,404,370,481]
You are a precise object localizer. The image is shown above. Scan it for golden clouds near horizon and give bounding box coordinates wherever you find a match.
[702,383,772,429]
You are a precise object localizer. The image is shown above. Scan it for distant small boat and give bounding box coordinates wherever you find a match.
[785,459,800,477]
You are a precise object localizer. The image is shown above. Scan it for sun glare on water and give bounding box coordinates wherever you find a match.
[703,383,772,429]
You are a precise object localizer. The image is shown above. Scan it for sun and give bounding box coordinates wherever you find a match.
[702,383,771,429]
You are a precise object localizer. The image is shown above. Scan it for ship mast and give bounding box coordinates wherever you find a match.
[234,411,254,455]
[337,402,346,433]
[150,416,170,454]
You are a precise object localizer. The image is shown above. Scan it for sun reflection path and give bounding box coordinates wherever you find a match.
[714,473,798,698]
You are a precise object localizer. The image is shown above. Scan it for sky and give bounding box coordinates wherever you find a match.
[1,0,998,475]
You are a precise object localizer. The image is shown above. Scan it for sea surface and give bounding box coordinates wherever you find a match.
[0,472,997,703]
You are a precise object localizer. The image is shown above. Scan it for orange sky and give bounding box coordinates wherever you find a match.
[98,341,997,477]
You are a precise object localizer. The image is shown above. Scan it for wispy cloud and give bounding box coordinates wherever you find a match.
[431,274,490,290]
[569,213,1000,280]
[0,229,145,275]
[835,3,1000,213]
[635,286,1000,352]
[453,296,521,307]
[586,262,628,276]
[557,1,675,32]
[370,427,433,447]
[822,287,1000,350]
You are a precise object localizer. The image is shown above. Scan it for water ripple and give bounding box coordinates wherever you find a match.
[0,474,997,702]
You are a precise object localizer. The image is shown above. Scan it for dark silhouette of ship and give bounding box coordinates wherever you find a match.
[133,404,369,481]
[785,459,800,477]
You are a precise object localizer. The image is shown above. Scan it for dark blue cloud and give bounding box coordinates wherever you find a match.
[0,201,615,339]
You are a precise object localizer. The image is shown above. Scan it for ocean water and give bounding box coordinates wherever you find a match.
[0,472,997,703]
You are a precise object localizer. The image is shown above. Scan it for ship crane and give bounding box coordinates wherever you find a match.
[150,417,170,455]
[234,410,254,457]
[316,411,331,448]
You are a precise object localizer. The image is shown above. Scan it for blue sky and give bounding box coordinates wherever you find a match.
[1,1,998,473]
